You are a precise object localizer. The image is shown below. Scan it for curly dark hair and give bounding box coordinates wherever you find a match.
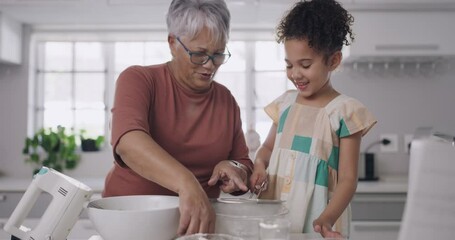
[276,0,354,59]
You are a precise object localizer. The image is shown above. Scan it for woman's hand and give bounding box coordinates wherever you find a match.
[177,180,216,236]
[313,217,343,238]
[207,160,249,193]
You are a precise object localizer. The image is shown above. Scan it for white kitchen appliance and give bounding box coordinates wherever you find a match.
[398,131,455,240]
[3,167,93,240]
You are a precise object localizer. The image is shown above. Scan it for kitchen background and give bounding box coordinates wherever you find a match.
[1,0,454,239]
[1,0,454,179]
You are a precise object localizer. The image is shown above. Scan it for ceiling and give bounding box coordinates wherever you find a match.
[0,0,301,30]
[1,0,455,30]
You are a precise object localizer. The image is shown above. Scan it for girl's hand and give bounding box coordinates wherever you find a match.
[249,162,267,193]
[313,218,343,238]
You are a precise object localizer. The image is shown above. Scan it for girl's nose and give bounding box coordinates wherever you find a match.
[291,70,301,80]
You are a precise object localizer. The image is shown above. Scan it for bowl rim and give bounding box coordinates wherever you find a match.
[176,233,244,240]
[87,195,179,212]
[214,205,289,220]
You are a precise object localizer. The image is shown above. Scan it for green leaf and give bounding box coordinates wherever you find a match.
[47,152,57,163]
[95,136,105,148]
[54,165,63,172]
[66,159,77,169]
[23,126,81,175]
[42,159,51,167]
[30,153,40,163]
[31,135,39,148]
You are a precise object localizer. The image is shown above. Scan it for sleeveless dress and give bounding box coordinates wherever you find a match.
[260,90,377,236]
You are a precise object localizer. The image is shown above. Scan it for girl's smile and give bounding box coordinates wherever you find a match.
[284,38,342,105]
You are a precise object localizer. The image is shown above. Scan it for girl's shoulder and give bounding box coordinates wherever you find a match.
[325,94,377,137]
[325,94,367,114]
[274,90,299,105]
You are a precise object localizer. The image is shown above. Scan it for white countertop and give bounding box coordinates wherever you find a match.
[1,218,339,240]
[87,234,336,240]
[356,175,408,193]
[0,177,105,192]
[0,175,408,193]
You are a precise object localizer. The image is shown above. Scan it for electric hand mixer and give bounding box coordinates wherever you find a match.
[3,167,93,240]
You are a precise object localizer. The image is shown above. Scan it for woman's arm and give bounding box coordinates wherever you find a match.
[116,130,216,235]
[313,130,362,237]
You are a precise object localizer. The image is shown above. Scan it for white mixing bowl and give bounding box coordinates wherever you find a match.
[86,195,180,240]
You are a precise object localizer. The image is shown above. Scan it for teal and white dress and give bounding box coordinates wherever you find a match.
[260,90,377,236]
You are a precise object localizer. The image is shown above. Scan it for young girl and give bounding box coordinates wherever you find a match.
[250,0,377,238]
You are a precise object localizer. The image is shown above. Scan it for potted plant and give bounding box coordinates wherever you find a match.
[80,129,105,152]
[23,126,80,174]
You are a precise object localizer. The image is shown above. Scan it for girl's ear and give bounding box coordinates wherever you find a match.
[329,51,342,70]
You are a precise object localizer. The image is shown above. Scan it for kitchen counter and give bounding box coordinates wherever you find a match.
[86,233,337,240]
[0,175,408,193]
[356,175,408,193]
[1,176,408,240]
[0,177,105,192]
[1,218,339,240]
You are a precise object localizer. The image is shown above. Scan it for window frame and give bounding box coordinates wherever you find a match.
[30,30,290,150]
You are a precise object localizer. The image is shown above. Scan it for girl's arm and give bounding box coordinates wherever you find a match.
[313,131,362,237]
[249,123,277,190]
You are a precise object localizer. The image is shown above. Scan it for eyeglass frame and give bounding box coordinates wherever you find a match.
[175,37,231,65]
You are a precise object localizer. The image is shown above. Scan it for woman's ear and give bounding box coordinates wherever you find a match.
[329,51,342,70]
[168,35,176,57]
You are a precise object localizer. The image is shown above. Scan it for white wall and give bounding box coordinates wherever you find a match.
[333,62,455,176]
[0,26,113,178]
[0,25,30,178]
[1,20,454,179]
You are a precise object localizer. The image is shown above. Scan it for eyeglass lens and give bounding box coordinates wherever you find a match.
[191,53,227,65]
[176,37,230,65]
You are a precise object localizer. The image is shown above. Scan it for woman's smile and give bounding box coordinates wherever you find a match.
[198,72,214,81]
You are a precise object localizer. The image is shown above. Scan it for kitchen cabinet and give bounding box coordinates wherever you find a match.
[350,221,401,240]
[0,218,99,239]
[0,177,103,215]
[0,192,52,219]
[0,13,22,65]
[350,184,407,240]
[352,0,455,3]
[343,11,455,63]
[1,179,103,239]
[342,0,455,5]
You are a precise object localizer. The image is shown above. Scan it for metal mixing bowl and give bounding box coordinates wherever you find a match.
[212,199,289,240]
[176,233,244,240]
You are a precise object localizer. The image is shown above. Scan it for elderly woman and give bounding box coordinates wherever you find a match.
[102,0,253,236]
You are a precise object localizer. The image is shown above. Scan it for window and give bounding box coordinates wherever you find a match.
[254,42,293,141]
[34,37,290,148]
[35,41,172,141]
[37,42,106,137]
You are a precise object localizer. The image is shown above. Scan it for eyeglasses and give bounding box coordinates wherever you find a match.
[176,37,231,65]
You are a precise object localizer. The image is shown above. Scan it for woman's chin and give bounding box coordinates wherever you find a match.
[192,81,212,92]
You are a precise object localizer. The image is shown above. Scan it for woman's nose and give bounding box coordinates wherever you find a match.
[202,58,217,69]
